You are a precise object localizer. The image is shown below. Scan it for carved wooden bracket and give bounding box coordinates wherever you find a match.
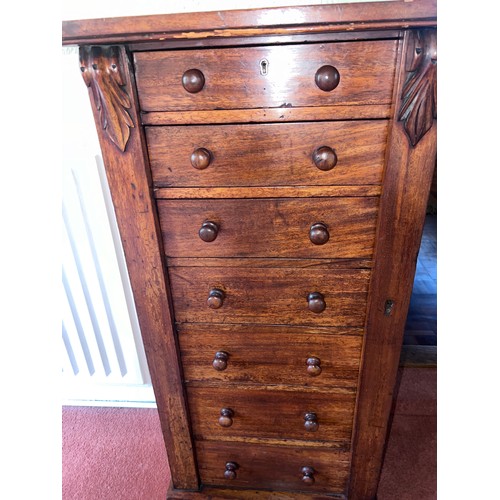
[80,46,134,152]
[398,30,437,147]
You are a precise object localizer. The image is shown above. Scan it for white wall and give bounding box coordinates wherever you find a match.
[62,0,387,21]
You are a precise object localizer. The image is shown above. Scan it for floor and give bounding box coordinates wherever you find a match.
[377,367,436,500]
[401,214,437,366]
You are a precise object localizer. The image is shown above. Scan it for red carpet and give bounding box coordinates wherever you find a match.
[62,367,436,499]
[62,406,170,499]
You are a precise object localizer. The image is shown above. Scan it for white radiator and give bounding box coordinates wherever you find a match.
[62,47,155,406]
[61,152,155,407]
[61,47,155,406]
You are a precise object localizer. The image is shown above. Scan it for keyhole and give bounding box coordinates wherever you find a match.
[260,58,269,76]
[384,299,394,316]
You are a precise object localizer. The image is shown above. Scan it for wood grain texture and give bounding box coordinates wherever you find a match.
[348,29,437,500]
[79,46,134,152]
[169,266,370,327]
[167,485,346,500]
[141,105,391,125]
[65,22,435,47]
[158,198,379,259]
[67,4,438,498]
[62,0,436,45]
[147,121,388,188]
[134,41,397,112]
[131,30,400,53]
[398,29,437,146]
[178,324,363,389]
[154,186,382,199]
[189,435,350,449]
[167,258,373,269]
[195,440,351,494]
[187,385,355,443]
[79,45,198,489]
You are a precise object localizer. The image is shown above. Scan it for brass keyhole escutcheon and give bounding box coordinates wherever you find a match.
[260,58,269,76]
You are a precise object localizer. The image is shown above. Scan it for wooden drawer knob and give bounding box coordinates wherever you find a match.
[182,68,205,93]
[315,65,340,92]
[306,357,322,376]
[218,408,234,427]
[307,292,326,313]
[191,147,212,170]
[309,223,329,245]
[213,351,229,371]
[304,412,319,432]
[207,289,225,309]
[199,221,219,242]
[224,462,239,480]
[301,466,316,485]
[312,146,338,171]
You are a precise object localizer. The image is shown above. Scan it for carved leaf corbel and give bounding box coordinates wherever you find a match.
[80,46,134,152]
[398,30,437,147]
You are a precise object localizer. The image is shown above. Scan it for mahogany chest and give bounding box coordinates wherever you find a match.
[62,1,437,498]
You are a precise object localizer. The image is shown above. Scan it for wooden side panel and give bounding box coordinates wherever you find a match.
[158,198,379,259]
[78,45,198,489]
[349,29,437,500]
[178,324,363,389]
[146,121,388,187]
[134,41,397,111]
[196,441,351,494]
[169,267,370,327]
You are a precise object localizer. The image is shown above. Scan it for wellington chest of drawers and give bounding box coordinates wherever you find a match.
[62,1,437,498]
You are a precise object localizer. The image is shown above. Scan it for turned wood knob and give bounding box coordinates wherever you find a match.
[306,357,322,376]
[182,68,205,93]
[309,223,330,245]
[218,408,234,428]
[224,462,239,480]
[207,289,225,309]
[301,466,316,485]
[212,351,229,371]
[304,412,319,432]
[199,221,219,242]
[312,146,338,171]
[307,292,326,313]
[315,65,340,92]
[190,147,212,170]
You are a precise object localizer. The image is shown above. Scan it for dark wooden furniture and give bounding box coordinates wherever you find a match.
[62,2,437,498]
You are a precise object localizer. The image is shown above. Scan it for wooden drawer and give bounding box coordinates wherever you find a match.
[178,324,363,389]
[196,440,350,493]
[169,266,369,327]
[147,121,388,187]
[187,385,355,443]
[134,40,397,112]
[158,197,378,259]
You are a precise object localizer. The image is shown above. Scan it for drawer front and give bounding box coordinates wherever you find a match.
[178,324,363,389]
[158,198,378,259]
[169,267,369,327]
[196,440,350,493]
[147,121,388,187]
[187,386,355,443]
[134,40,397,111]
